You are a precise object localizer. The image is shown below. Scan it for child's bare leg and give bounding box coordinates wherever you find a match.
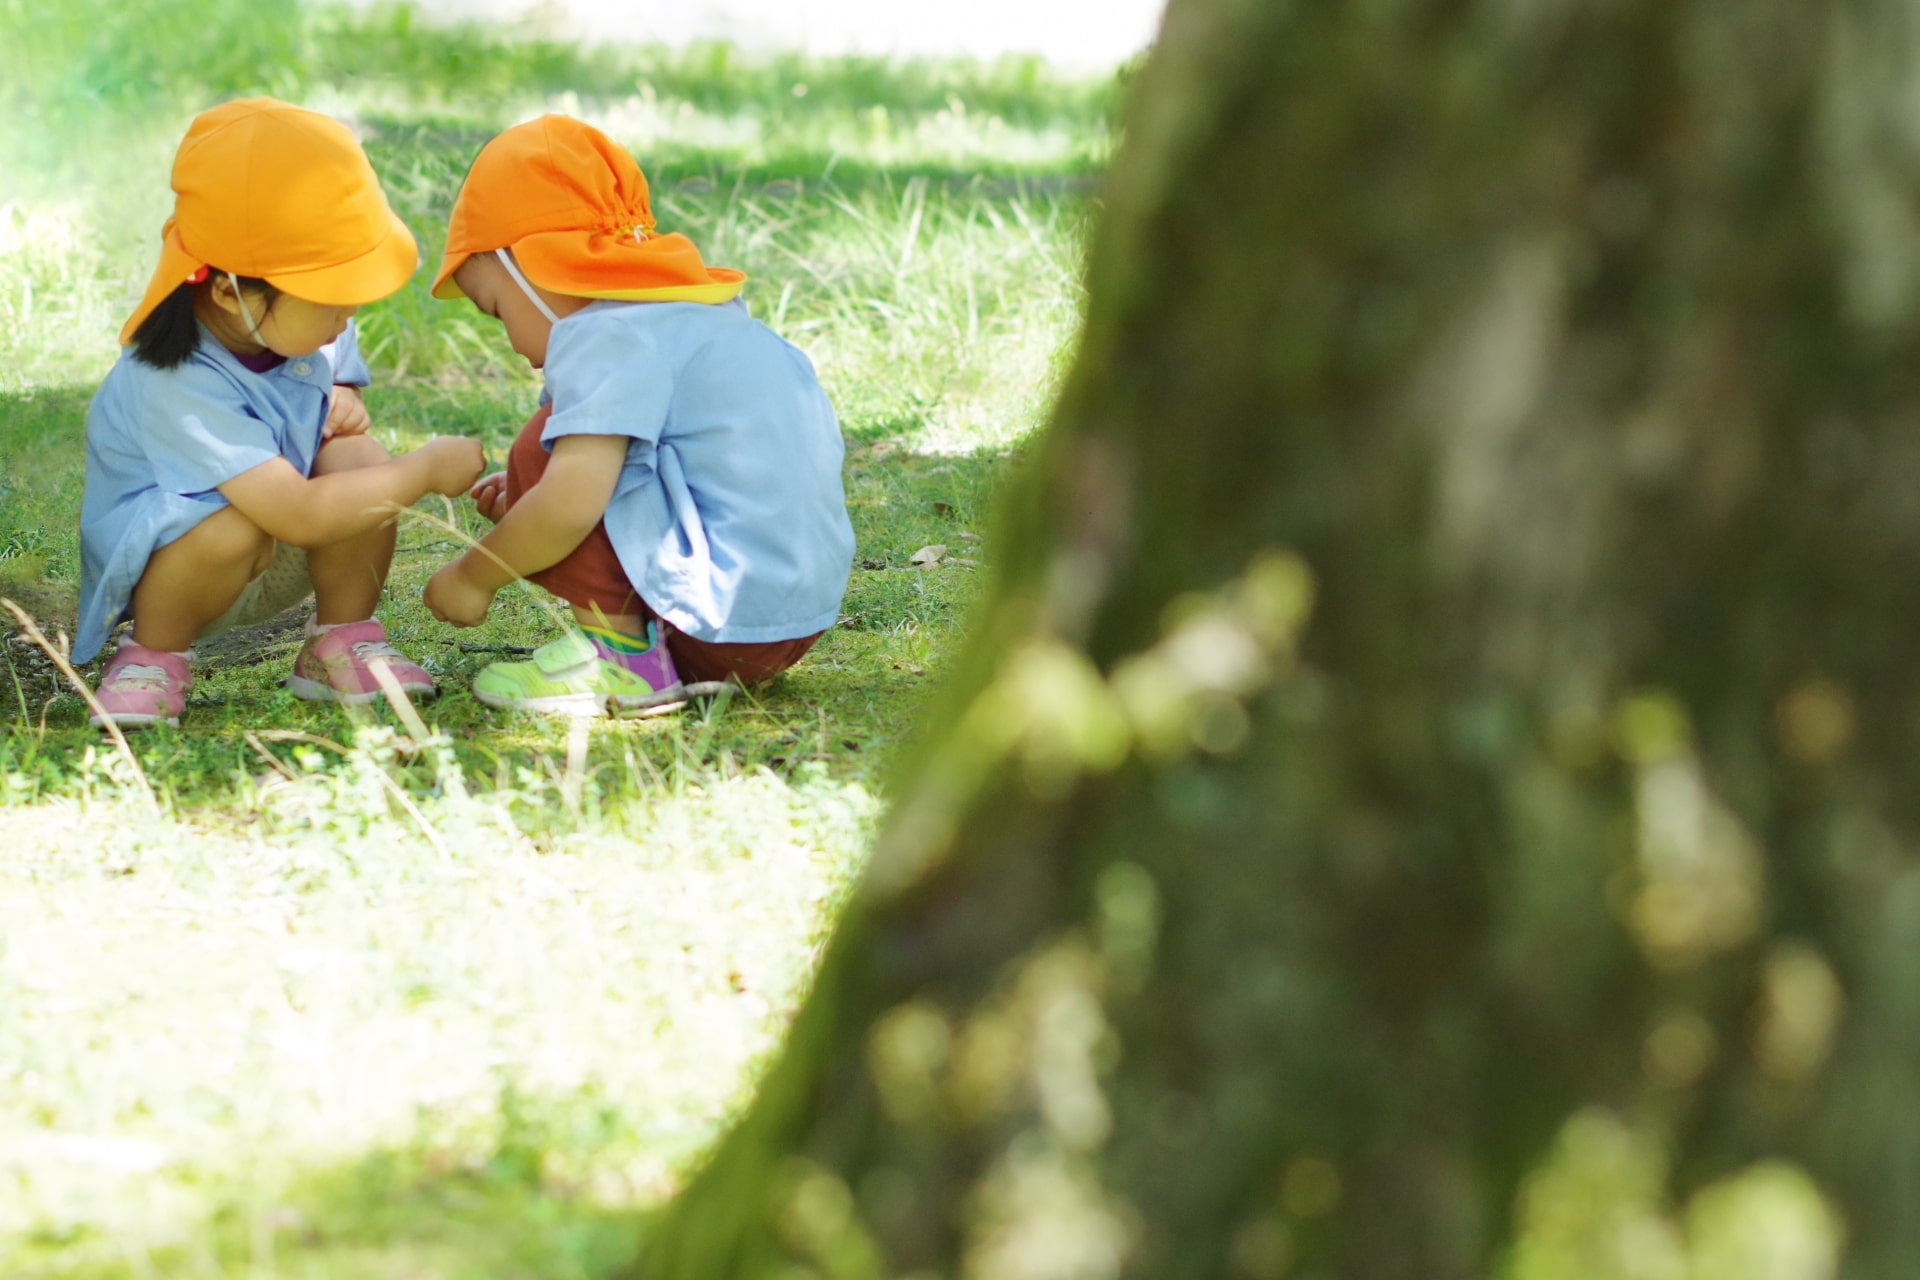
[129,506,274,652]
[306,434,397,624]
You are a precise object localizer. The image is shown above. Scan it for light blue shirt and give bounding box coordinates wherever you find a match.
[539,299,854,644]
[74,320,369,662]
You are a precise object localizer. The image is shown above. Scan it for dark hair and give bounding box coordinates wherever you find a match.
[130,274,281,369]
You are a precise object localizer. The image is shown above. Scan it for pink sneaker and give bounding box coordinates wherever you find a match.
[286,620,438,706]
[90,638,191,729]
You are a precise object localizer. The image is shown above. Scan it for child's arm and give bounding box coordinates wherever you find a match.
[423,434,627,627]
[323,385,372,440]
[219,437,486,550]
[322,317,374,440]
[469,471,509,522]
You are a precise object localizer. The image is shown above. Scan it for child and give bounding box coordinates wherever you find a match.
[77,97,486,729]
[422,116,854,716]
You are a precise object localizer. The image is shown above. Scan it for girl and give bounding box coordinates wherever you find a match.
[422,116,854,716]
[78,97,486,728]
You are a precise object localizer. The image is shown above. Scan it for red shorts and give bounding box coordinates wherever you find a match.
[503,404,823,686]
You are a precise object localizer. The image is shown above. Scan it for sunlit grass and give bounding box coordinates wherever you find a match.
[0,413,998,1271]
[1,743,875,1277]
[0,3,1090,1270]
[0,201,155,396]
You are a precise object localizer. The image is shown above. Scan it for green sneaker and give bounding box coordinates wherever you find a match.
[472,630,681,717]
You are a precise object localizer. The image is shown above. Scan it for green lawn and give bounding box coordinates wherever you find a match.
[0,4,1104,1273]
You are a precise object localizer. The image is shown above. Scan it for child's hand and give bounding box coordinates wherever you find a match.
[424,559,496,628]
[418,436,488,496]
[470,471,510,523]
[323,385,371,440]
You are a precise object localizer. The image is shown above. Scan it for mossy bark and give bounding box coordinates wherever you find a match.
[637,0,1920,1275]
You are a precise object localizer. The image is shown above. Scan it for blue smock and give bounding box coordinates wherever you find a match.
[538,299,854,644]
[74,320,369,661]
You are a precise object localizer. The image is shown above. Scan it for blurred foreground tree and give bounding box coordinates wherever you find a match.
[638,0,1920,1275]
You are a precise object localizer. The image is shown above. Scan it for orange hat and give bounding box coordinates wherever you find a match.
[431,115,744,306]
[120,98,419,345]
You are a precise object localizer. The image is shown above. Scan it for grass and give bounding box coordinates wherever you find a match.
[0,2,1102,1274]
[0,5,1851,1277]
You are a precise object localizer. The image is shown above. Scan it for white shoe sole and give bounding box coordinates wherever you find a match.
[89,712,179,730]
[473,686,609,717]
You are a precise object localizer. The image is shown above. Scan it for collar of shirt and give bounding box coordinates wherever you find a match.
[192,320,338,392]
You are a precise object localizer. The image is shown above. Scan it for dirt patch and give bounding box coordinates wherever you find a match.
[1,581,314,723]
[192,608,313,667]
[0,567,77,631]
[3,633,71,721]
[1,570,80,720]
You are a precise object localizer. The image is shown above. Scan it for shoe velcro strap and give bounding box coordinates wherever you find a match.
[534,631,599,677]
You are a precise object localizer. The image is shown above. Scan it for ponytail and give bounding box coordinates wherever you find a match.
[129,275,281,369]
[129,285,199,369]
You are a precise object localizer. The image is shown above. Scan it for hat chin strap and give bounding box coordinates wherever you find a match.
[498,248,563,325]
[228,272,266,342]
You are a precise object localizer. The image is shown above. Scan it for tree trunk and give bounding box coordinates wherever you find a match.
[637,0,1920,1275]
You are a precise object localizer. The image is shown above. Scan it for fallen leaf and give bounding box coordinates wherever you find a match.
[909,544,948,566]
[957,531,981,542]
[932,501,954,516]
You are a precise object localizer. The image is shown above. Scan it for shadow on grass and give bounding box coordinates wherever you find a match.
[0,383,1016,818]
[9,1083,661,1280]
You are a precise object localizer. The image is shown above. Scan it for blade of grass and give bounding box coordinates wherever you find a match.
[368,655,434,742]
[1,596,156,813]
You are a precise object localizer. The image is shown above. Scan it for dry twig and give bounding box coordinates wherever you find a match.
[0,598,158,813]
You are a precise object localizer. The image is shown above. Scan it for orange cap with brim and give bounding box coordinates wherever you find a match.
[430,115,745,306]
[120,98,419,346]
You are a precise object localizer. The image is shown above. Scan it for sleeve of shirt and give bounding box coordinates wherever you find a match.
[138,375,285,498]
[540,313,672,450]
[324,317,372,388]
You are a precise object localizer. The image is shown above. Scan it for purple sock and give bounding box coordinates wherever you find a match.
[583,623,652,674]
